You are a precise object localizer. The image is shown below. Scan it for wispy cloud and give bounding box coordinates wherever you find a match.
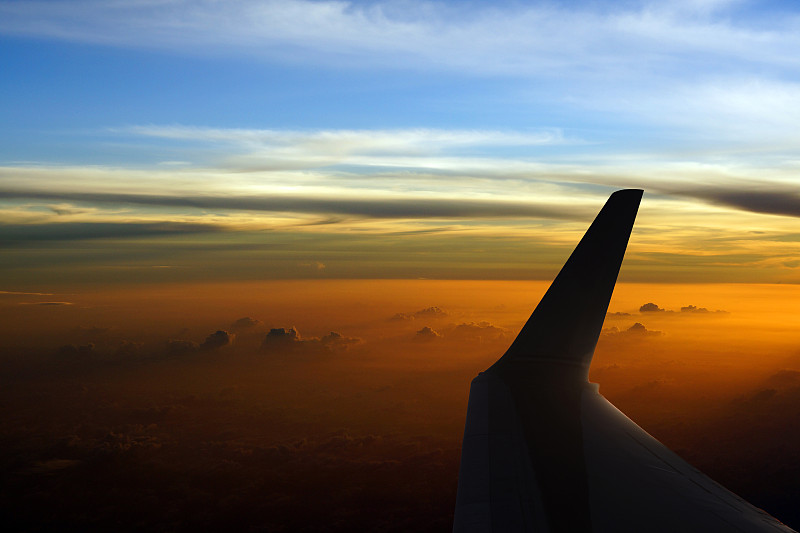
[124,126,568,171]
[3,2,799,284]
[4,2,800,151]
[19,301,73,306]
[0,290,54,296]
[0,221,227,244]
[2,0,798,77]
[128,126,565,150]
[674,186,800,219]
[0,190,595,222]
[4,123,800,225]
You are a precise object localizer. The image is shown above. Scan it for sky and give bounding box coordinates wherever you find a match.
[2,2,800,530]
[3,279,800,530]
[2,0,800,286]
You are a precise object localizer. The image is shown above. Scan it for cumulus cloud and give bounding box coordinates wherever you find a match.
[639,302,666,313]
[319,332,361,352]
[261,328,359,354]
[164,330,236,355]
[603,322,662,338]
[627,322,661,336]
[200,330,233,351]
[681,304,728,314]
[627,303,729,315]
[612,303,728,316]
[413,326,441,342]
[390,306,448,321]
[682,304,709,313]
[414,306,447,318]
[261,327,300,351]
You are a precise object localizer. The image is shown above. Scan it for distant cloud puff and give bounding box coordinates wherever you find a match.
[200,330,233,351]
[261,328,359,354]
[603,322,662,338]
[261,327,300,350]
[681,304,708,313]
[681,304,728,315]
[414,306,447,318]
[612,303,728,316]
[627,322,660,335]
[319,331,361,352]
[414,326,441,341]
[390,306,448,321]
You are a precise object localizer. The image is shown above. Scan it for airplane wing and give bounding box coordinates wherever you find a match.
[453,189,796,533]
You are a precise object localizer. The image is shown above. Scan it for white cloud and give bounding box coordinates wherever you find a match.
[125,125,567,171]
[5,1,800,148]
[1,0,798,77]
[4,122,800,225]
[128,125,565,151]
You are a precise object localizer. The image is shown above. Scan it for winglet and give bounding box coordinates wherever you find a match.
[496,189,642,378]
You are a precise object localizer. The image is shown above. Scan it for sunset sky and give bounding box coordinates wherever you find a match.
[2,2,800,531]
[2,0,800,287]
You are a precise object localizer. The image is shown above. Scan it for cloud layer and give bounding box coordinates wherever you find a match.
[2,0,798,79]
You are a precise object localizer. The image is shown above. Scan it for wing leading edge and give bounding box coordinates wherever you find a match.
[453,189,795,533]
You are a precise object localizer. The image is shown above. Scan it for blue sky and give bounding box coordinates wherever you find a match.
[2,0,800,284]
[3,0,799,154]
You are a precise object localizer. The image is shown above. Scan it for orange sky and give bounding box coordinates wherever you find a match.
[3,279,798,372]
[3,279,800,529]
